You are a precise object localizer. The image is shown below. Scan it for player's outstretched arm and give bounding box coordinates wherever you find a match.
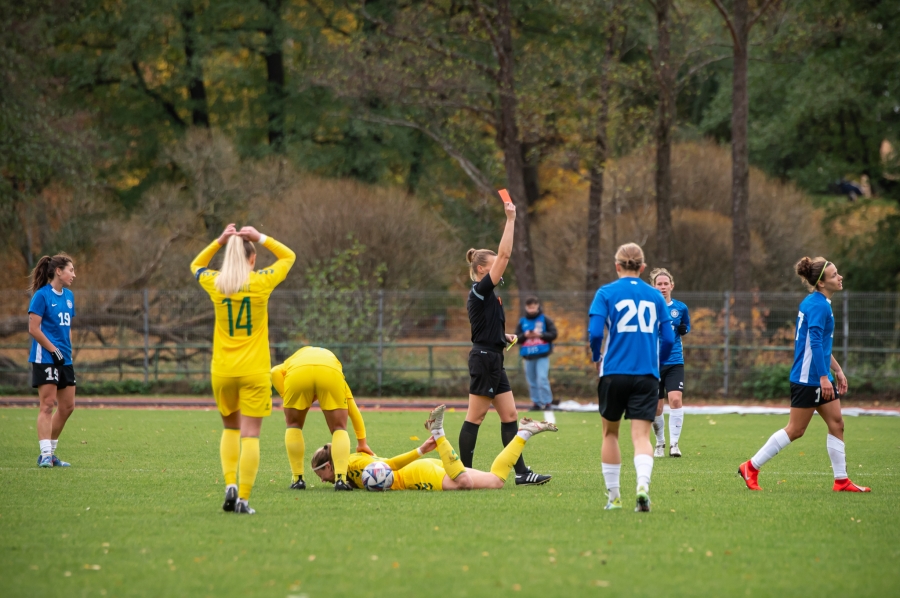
[488,201,516,285]
[348,399,374,455]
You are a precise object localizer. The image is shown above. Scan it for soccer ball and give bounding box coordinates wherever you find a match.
[361,461,394,491]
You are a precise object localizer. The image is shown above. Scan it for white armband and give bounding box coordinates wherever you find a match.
[258,234,268,245]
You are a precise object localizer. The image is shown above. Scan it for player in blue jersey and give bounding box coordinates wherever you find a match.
[649,268,690,458]
[27,254,77,468]
[739,257,870,493]
[589,243,676,512]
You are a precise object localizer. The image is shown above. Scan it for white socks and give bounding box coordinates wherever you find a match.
[827,434,847,479]
[431,427,445,440]
[653,415,665,444]
[40,439,52,456]
[634,454,653,490]
[51,439,58,454]
[601,463,621,501]
[516,430,532,442]
[669,408,684,444]
[751,429,791,470]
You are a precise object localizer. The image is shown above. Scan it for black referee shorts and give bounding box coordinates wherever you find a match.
[468,349,512,399]
[598,374,658,422]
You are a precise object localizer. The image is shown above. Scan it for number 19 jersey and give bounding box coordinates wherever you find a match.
[589,277,672,378]
[191,236,295,377]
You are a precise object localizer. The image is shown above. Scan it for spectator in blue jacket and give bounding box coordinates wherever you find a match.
[515,296,559,412]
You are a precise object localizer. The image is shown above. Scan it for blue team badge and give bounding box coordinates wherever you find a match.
[670,309,679,318]
[67,300,73,309]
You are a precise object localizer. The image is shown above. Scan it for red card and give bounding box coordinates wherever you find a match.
[498,189,512,204]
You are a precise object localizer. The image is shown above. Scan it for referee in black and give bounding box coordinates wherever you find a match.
[459,200,551,486]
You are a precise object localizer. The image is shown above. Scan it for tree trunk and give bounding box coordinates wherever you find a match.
[654,0,674,268]
[180,3,209,128]
[495,0,537,295]
[261,0,286,152]
[731,0,751,293]
[521,142,541,208]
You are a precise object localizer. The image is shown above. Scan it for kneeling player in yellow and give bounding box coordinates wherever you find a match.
[192,224,295,515]
[310,405,557,491]
[271,346,373,491]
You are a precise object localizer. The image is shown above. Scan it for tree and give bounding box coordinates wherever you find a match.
[344,0,542,292]
[710,0,779,292]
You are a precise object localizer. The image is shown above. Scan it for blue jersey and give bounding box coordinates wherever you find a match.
[662,299,690,366]
[588,277,674,377]
[28,285,76,365]
[790,292,834,386]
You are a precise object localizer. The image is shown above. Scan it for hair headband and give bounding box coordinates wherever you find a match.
[815,261,830,286]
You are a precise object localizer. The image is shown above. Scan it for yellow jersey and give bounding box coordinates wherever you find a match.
[345,449,422,489]
[190,236,295,377]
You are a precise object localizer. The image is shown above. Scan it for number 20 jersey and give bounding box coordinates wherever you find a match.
[589,278,672,378]
[191,236,295,377]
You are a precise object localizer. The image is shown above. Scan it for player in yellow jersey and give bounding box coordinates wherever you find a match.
[191,223,295,514]
[271,346,374,492]
[310,405,557,491]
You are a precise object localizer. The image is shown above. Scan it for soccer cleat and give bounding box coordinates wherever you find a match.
[833,478,871,492]
[424,404,446,433]
[289,476,307,490]
[669,443,681,458]
[604,497,622,510]
[234,499,256,514]
[222,486,238,512]
[738,460,761,491]
[334,479,354,491]
[38,454,53,468]
[51,455,71,467]
[518,417,558,435]
[654,443,665,458]
[515,468,552,486]
[635,486,651,512]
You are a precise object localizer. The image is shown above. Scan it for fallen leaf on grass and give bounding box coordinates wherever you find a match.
[308,555,315,562]
[706,551,713,557]
[593,580,610,587]
[512,584,521,591]
[392,562,400,569]
[409,436,420,441]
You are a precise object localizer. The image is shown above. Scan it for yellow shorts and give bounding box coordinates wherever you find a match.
[393,459,445,491]
[281,365,349,411]
[211,373,272,418]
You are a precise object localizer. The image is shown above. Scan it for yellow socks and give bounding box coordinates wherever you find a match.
[220,429,240,486]
[435,435,465,480]
[489,435,526,482]
[285,428,305,482]
[331,429,350,481]
[238,437,260,500]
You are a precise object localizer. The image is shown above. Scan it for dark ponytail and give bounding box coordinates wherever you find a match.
[30,253,73,294]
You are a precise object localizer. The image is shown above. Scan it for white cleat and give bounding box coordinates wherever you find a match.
[518,417,558,435]
[424,404,446,433]
[654,443,666,458]
[669,443,682,458]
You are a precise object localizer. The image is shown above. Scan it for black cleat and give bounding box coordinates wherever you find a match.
[334,479,353,491]
[222,486,237,512]
[515,469,552,486]
[234,499,256,514]
[290,476,307,490]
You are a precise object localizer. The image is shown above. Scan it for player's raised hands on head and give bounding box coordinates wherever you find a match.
[504,201,516,220]
[217,223,237,245]
[238,226,262,242]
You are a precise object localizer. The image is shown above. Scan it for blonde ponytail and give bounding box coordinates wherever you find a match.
[215,236,256,295]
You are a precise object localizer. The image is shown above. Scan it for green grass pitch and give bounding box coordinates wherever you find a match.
[1,408,898,597]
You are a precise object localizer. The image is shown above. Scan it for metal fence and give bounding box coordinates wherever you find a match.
[1,290,899,398]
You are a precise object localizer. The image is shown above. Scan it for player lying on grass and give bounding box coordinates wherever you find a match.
[310,405,557,491]
[738,257,870,493]
[271,347,373,492]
